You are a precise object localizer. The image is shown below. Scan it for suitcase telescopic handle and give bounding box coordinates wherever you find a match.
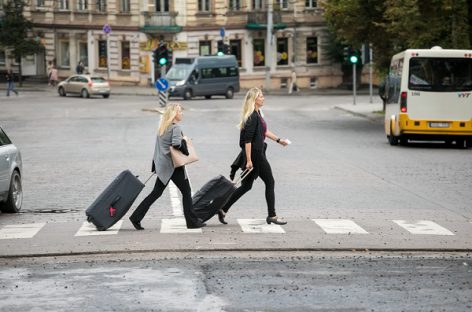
[233,168,253,186]
[143,173,156,185]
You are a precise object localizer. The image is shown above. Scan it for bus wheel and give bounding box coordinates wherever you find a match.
[388,124,398,146]
[225,87,234,99]
[183,89,192,100]
[205,95,211,99]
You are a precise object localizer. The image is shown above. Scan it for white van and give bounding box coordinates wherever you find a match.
[385,47,472,147]
[167,55,240,100]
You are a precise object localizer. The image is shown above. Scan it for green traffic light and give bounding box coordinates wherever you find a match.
[217,51,224,56]
[349,55,358,64]
[159,58,167,65]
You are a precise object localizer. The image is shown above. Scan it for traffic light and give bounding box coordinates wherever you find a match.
[343,46,349,63]
[153,44,168,66]
[217,40,224,56]
[349,49,360,64]
[166,47,173,69]
[223,43,230,55]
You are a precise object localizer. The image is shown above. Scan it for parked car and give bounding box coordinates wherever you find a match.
[58,74,111,98]
[0,126,23,213]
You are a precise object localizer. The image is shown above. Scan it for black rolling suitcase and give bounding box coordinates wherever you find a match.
[85,170,153,231]
[192,169,252,222]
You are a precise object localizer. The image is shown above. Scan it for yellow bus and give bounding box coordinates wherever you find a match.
[385,47,472,148]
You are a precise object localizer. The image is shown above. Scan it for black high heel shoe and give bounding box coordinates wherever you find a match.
[266,216,287,225]
[130,218,144,230]
[218,209,228,225]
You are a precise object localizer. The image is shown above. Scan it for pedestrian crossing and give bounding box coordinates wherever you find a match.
[0,218,467,240]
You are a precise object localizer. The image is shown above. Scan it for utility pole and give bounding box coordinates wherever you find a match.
[264,0,273,91]
[369,43,373,103]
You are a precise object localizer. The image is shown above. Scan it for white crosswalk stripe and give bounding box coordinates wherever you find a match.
[160,218,203,234]
[393,220,455,236]
[75,221,123,236]
[0,223,46,239]
[313,219,369,234]
[238,219,286,233]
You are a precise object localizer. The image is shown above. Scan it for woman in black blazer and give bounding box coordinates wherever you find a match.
[218,87,288,225]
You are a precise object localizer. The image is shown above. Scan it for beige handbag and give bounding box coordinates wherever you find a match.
[170,139,199,168]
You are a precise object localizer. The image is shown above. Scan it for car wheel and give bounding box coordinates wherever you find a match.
[0,170,22,213]
[225,87,234,99]
[81,89,90,98]
[103,94,110,98]
[183,89,192,100]
[58,87,66,97]
[205,95,211,99]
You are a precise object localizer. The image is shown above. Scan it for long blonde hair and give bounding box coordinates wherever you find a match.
[238,87,261,129]
[158,103,182,136]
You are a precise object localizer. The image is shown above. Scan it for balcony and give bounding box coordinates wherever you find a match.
[140,11,182,33]
[246,11,287,30]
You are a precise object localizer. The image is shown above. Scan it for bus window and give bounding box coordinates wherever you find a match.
[409,57,472,92]
[387,58,403,104]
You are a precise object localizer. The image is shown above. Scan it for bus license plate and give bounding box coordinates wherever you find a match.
[429,122,450,128]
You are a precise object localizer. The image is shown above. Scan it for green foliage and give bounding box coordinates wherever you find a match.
[322,0,471,72]
[0,0,41,61]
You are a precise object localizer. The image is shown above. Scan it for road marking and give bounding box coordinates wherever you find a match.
[169,182,184,217]
[0,223,45,239]
[160,218,202,234]
[313,219,369,234]
[393,220,454,235]
[237,219,286,234]
[75,221,123,236]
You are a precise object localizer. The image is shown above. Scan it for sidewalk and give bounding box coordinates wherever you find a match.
[334,101,385,123]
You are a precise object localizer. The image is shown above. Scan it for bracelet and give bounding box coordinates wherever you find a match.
[276,138,281,143]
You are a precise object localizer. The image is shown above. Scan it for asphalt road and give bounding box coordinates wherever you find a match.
[1,91,471,311]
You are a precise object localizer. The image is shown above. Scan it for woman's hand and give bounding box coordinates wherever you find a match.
[279,139,289,146]
[246,160,253,170]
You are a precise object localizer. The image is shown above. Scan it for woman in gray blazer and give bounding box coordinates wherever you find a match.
[129,103,205,230]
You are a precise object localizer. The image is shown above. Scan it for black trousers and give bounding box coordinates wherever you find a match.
[129,166,200,227]
[222,154,276,217]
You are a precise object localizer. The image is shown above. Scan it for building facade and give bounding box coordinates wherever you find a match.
[1,0,343,89]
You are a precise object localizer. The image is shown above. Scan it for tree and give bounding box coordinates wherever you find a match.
[0,0,41,86]
[322,0,471,73]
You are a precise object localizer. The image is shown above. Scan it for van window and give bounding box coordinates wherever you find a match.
[200,67,238,79]
[0,128,12,146]
[409,57,472,92]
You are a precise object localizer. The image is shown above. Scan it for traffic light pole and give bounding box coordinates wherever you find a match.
[353,63,357,105]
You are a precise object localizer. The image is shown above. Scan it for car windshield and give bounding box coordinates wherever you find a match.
[166,64,192,81]
[91,77,107,83]
[409,57,472,92]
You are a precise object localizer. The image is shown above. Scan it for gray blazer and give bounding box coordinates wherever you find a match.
[152,124,187,185]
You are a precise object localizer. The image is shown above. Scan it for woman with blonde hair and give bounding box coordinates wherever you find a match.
[129,103,205,230]
[218,87,289,225]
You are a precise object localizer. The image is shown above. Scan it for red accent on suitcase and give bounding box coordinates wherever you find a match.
[109,207,116,217]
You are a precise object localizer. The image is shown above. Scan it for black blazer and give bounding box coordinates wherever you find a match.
[239,110,265,151]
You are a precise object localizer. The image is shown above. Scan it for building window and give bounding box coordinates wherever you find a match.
[155,0,169,12]
[305,0,317,9]
[253,0,264,10]
[229,40,242,67]
[199,41,211,56]
[198,0,210,11]
[253,39,265,67]
[96,0,106,12]
[59,41,70,67]
[77,0,88,11]
[98,40,107,67]
[121,41,131,70]
[0,50,5,64]
[277,38,288,65]
[120,0,130,12]
[278,0,288,9]
[58,0,69,10]
[79,42,88,67]
[306,37,318,64]
[229,0,240,10]
[36,0,45,7]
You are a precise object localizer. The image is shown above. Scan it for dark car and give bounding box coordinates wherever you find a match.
[0,126,23,213]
